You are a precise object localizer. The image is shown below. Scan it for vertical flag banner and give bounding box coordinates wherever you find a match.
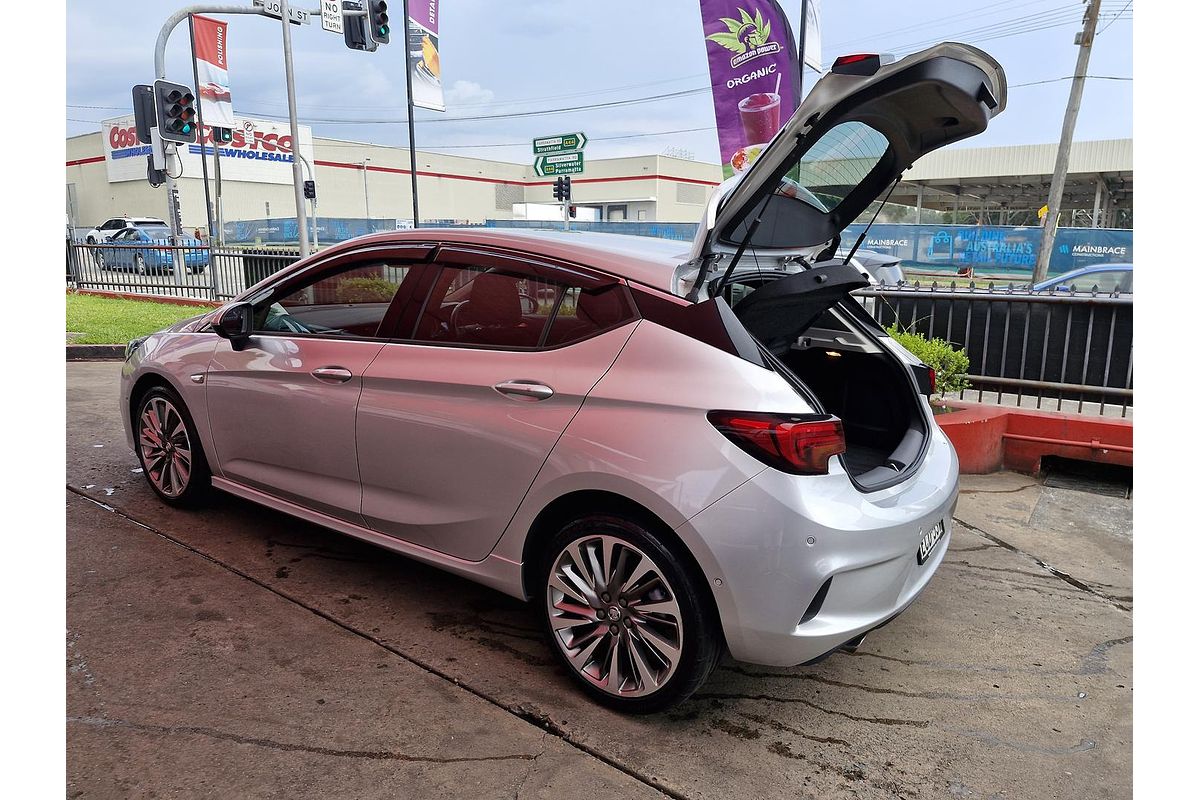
[407,1,444,111]
[192,15,235,128]
[802,0,822,71]
[699,1,801,178]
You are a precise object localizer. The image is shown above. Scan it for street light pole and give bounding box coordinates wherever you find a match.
[152,5,322,258]
[278,0,310,256]
[1032,0,1102,284]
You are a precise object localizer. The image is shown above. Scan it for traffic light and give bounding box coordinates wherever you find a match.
[553,176,569,202]
[342,1,377,51]
[132,84,155,144]
[303,180,316,200]
[562,176,572,201]
[367,1,390,45]
[569,205,577,218]
[213,127,234,144]
[153,79,197,143]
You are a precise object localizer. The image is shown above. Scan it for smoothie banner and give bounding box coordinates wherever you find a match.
[699,0,801,178]
[192,14,235,129]
[407,0,444,112]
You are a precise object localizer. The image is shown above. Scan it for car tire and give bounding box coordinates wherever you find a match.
[95,250,106,270]
[538,513,722,713]
[86,236,96,245]
[135,254,148,276]
[134,385,211,507]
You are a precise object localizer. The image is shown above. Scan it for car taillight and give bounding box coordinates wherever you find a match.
[707,411,846,475]
[831,52,894,76]
[928,366,938,395]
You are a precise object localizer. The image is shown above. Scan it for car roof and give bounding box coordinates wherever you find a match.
[311,228,691,293]
[1032,262,1132,289]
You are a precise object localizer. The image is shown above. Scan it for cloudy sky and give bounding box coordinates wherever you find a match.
[66,0,1132,163]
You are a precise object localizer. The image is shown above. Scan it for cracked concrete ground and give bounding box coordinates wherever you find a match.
[67,362,1131,799]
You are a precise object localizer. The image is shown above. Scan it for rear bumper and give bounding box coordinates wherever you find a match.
[680,429,958,667]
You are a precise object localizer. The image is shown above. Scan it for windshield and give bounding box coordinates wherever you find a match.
[772,121,889,213]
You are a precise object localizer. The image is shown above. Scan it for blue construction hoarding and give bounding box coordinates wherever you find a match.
[221,216,1131,279]
[841,223,1132,277]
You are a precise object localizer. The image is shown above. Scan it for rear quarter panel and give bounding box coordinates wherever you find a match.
[491,320,816,581]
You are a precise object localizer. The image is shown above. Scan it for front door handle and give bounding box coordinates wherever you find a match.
[494,380,555,401]
[311,366,354,384]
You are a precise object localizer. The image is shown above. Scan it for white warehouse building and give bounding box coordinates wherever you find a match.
[65,115,722,236]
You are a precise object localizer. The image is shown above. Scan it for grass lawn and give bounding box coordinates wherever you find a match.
[66,293,208,344]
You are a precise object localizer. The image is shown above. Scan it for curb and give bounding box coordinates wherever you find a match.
[67,344,125,361]
[67,288,220,308]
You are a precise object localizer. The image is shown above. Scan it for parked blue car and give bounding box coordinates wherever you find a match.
[95,225,209,275]
[1031,262,1132,293]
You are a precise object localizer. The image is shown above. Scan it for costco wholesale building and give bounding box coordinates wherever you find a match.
[64,115,1132,238]
[65,116,721,236]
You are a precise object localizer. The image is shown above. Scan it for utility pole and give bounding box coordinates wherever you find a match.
[278,0,310,256]
[1032,0,1101,284]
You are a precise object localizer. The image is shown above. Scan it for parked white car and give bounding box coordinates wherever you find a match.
[85,217,167,244]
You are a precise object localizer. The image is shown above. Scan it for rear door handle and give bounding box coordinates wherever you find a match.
[311,366,354,384]
[494,380,555,401]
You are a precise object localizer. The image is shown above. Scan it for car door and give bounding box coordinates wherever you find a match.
[107,228,135,270]
[205,246,431,524]
[101,219,124,241]
[356,246,641,561]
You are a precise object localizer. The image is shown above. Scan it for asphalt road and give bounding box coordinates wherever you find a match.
[66,361,1132,799]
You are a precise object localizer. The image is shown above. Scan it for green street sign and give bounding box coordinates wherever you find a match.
[534,152,585,176]
[533,132,588,155]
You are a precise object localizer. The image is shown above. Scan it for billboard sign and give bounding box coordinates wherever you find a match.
[698,1,802,178]
[407,0,444,111]
[102,115,314,184]
[192,15,235,129]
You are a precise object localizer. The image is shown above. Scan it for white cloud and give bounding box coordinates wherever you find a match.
[444,80,495,106]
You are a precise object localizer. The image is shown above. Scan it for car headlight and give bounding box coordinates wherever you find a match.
[125,336,148,360]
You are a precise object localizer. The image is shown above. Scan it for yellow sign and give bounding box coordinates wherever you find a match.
[1037,204,1049,219]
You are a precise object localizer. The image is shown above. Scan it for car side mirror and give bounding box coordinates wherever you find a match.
[213,301,253,351]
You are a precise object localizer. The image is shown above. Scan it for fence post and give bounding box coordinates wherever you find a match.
[209,246,221,301]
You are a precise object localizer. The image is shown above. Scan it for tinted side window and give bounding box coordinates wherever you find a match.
[1061,270,1124,292]
[254,263,410,338]
[412,265,555,348]
[544,284,636,346]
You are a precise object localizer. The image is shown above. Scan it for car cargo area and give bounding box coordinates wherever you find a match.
[777,307,928,490]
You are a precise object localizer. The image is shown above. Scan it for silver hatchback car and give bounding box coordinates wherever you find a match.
[122,43,1005,712]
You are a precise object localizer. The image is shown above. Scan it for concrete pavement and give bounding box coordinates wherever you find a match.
[67,361,1132,799]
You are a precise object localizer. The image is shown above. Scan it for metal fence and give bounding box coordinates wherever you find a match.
[859,282,1133,417]
[67,240,300,301]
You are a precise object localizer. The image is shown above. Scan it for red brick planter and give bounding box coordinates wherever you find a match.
[934,400,1132,475]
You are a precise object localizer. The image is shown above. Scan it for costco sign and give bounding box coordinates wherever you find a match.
[102,115,314,185]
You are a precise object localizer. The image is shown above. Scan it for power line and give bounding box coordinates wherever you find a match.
[1097,0,1134,35]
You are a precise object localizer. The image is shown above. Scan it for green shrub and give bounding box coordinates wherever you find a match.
[335,276,399,304]
[885,324,971,398]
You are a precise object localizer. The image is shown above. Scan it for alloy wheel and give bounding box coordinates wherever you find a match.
[138,396,193,498]
[546,534,684,698]
[135,254,147,276]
